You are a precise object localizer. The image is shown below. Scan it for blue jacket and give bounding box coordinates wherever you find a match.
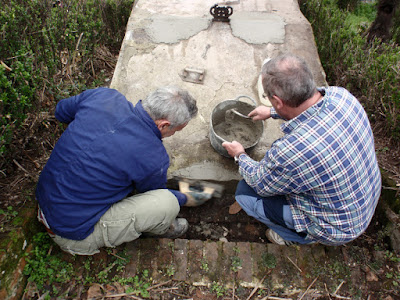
[36,88,183,240]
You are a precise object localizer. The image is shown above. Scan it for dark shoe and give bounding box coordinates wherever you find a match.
[158,218,189,238]
[265,229,299,246]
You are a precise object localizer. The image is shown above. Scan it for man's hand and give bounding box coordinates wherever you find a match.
[222,141,245,158]
[248,106,271,121]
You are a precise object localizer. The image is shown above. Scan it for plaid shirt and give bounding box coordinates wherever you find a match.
[238,87,381,245]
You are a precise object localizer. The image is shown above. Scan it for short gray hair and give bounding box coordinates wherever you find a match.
[261,54,316,107]
[142,86,198,128]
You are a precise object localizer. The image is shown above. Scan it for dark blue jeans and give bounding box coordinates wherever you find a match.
[235,180,310,244]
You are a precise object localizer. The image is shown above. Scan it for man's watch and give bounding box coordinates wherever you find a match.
[234,152,246,164]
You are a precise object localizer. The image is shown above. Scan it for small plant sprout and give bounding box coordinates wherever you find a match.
[210,281,227,297]
[261,252,277,269]
[200,258,209,272]
[166,264,175,277]
[230,255,242,272]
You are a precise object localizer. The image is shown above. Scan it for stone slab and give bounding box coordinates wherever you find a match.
[110,0,327,183]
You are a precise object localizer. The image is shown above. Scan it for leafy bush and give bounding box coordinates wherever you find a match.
[336,0,360,11]
[300,0,400,141]
[0,52,36,156]
[352,1,377,21]
[392,7,400,44]
[0,0,134,167]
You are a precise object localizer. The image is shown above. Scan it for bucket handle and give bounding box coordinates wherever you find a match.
[233,95,257,107]
[232,95,265,126]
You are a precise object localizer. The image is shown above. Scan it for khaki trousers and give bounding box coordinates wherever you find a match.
[50,189,179,255]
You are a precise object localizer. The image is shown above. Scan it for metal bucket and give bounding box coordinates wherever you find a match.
[209,95,264,157]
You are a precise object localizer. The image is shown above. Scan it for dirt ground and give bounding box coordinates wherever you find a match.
[1,51,400,299]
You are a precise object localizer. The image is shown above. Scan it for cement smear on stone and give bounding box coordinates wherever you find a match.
[146,15,211,44]
[170,162,241,181]
[230,12,285,44]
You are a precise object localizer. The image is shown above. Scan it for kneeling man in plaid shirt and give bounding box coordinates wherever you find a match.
[223,54,381,246]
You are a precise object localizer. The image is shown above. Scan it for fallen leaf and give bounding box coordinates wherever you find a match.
[194,289,217,300]
[87,283,104,300]
[104,282,125,300]
[366,270,379,282]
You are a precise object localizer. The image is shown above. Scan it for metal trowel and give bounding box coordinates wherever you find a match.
[177,178,224,206]
[178,179,224,197]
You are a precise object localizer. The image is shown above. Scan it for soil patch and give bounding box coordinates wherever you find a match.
[177,181,268,243]
[164,179,266,243]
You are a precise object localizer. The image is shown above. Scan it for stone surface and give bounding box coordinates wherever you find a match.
[110,0,327,183]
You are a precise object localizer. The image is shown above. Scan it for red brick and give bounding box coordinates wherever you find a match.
[151,238,175,281]
[221,241,237,286]
[203,241,220,283]
[124,240,140,277]
[267,244,285,286]
[237,242,252,284]
[173,239,188,281]
[251,242,268,279]
[138,238,160,275]
[157,238,174,267]
[187,239,204,283]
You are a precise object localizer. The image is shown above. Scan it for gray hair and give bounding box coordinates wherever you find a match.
[142,86,198,128]
[261,54,316,107]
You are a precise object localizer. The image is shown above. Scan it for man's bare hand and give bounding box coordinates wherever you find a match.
[222,141,245,158]
[248,106,271,121]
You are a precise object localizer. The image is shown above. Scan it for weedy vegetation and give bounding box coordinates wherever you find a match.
[210,281,227,297]
[23,232,153,298]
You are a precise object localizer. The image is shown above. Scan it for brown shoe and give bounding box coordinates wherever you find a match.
[228,201,242,214]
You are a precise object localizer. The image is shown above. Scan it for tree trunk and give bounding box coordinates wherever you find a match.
[367,0,399,43]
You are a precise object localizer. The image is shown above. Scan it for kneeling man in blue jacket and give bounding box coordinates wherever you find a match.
[36,86,203,255]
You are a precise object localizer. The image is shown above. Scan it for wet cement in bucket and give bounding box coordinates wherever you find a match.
[213,112,263,148]
[214,116,259,148]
